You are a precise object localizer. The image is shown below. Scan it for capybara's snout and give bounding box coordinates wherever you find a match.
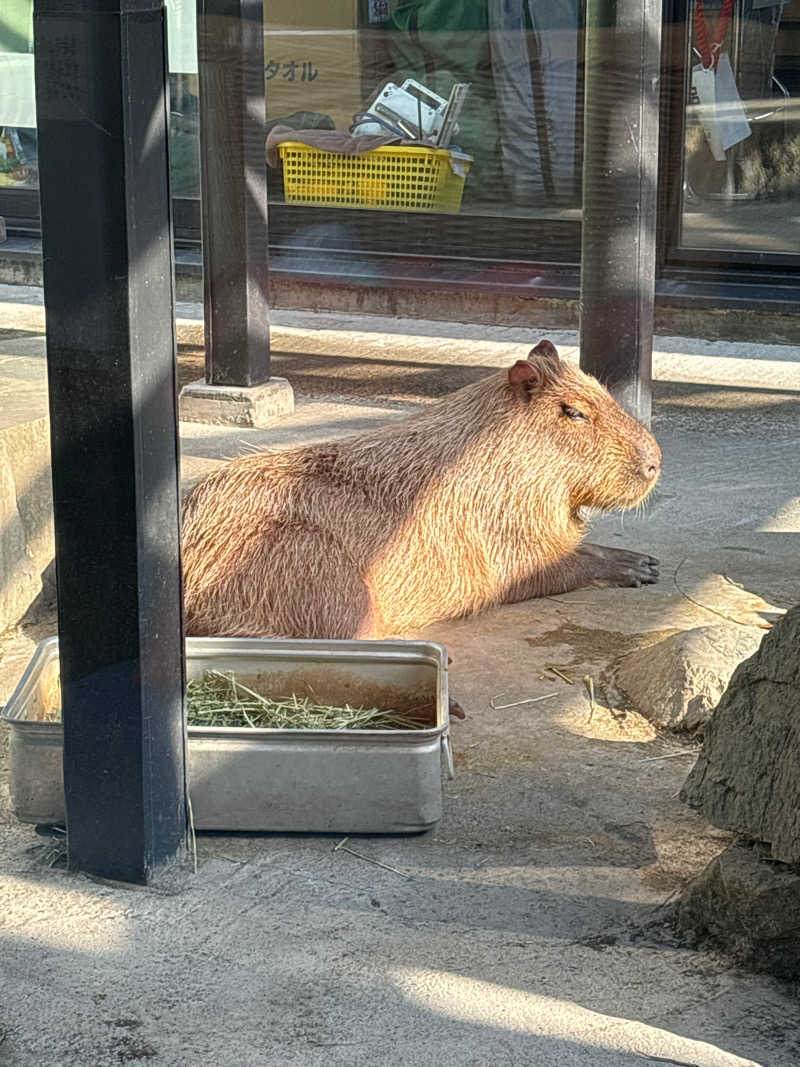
[625,426,662,506]
[602,416,663,509]
[636,435,662,485]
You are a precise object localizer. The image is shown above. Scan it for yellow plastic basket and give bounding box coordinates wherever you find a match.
[278,142,471,214]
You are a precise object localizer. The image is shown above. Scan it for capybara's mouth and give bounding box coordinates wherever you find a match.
[592,467,660,512]
[625,468,660,507]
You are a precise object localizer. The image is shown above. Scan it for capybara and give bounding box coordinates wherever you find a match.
[182,340,661,640]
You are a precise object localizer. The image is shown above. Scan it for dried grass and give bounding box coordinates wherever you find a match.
[188,670,426,729]
[41,669,429,730]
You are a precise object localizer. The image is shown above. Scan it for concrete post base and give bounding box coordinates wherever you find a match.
[179,377,295,427]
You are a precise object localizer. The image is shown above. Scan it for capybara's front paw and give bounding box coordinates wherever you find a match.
[608,549,659,587]
[602,546,659,587]
[577,543,659,588]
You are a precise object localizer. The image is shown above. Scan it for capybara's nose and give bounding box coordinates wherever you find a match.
[639,442,662,481]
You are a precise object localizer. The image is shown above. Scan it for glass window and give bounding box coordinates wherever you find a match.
[0,0,203,203]
[6,0,800,277]
[265,0,585,270]
[0,0,37,190]
[680,0,800,254]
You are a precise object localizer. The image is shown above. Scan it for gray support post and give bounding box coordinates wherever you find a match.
[179,0,294,427]
[197,0,269,387]
[34,0,188,883]
[579,0,663,426]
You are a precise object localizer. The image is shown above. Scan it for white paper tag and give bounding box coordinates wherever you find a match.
[691,53,751,162]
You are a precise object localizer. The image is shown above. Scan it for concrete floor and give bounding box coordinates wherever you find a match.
[1,288,799,1065]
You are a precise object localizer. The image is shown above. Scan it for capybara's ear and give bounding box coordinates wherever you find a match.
[529,339,560,365]
[508,359,545,391]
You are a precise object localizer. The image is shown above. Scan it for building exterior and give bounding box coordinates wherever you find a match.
[1,0,799,332]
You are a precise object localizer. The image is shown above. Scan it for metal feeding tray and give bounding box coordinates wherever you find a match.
[1,637,453,833]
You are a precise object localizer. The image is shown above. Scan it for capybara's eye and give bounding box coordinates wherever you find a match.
[561,403,589,422]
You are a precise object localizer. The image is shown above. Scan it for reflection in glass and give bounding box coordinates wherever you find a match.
[682,0,800,253]
[0,0,37,188]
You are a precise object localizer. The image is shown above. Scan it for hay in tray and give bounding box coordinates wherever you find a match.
[186,670,426,730]
[40,669,429,730]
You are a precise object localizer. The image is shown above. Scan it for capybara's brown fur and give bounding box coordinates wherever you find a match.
[182,341,662,639]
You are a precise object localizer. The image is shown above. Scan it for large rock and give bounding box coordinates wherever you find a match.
[612,626,763,732]
[678,839,800,979]
[680,604,800,863]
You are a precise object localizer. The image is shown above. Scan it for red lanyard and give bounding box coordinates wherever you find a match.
[695,0,735,70]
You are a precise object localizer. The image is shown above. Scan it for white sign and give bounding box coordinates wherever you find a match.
[0,53,36,128]
[691,53,751,162]
[166,0,198,75]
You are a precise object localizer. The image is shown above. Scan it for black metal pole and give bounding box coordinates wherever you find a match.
[197,0,270,387]
[579,0,662,426]
[34,0,188,883]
